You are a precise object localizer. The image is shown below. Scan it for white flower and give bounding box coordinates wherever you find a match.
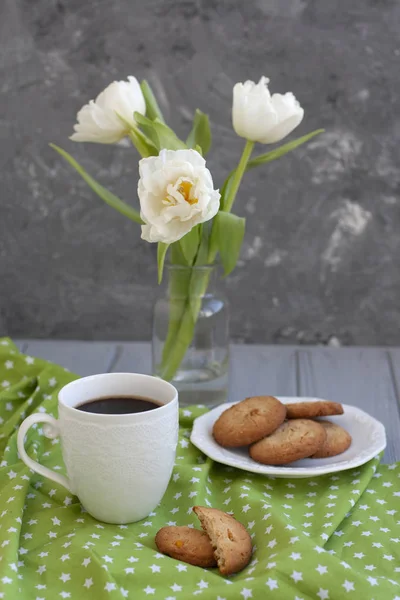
[232,76,304,144]
[70,76,146,144]
[138,149,220,244]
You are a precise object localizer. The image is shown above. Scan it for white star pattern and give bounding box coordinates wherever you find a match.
[197,580,208,589]
[316,565,328,575]
[342,580,355,592]
[290,552,302,561]
[149,564,161,573]
[102,555,113,563]
[60,554,69,562]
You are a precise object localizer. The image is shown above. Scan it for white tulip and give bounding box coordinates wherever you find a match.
[232,76,304,144]
[70,76,146,144]
[138,149,220,244]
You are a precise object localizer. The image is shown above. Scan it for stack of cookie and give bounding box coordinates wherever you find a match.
[213,397,352,465]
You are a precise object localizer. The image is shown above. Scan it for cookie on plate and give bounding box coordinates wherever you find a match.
[286,400,344,419]
[312,421,352,458]
[193,506,252,576]
[155,526,217,567]
[212,396,287,447]
[249,419,326,465]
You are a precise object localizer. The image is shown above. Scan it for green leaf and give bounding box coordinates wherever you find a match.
[140,80,166,123]
[247,129,324,170]
[134,113,161,147]
[179,225,201,265]
[127,127,158,157]
[157,242,169,284]
[153,118,187,150]
[213,211,246,276]
[115,113,158,157]
[134,113,186,151]
[50,144,143,224]
[170,241,189,266]
[186,109,212,155]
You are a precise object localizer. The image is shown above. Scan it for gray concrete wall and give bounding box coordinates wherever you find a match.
[1,0,400,345]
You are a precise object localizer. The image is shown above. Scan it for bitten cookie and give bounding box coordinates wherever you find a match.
[249,419,326,465]
[286,400,344,419]
[212,396,287,447]
[312,421,352,458]
[155,526,217,568]
[193,506,252,576]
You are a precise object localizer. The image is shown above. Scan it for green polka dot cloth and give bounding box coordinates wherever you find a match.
[0,338,399,599]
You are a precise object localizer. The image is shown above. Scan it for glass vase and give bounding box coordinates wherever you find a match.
[152,264,229,407]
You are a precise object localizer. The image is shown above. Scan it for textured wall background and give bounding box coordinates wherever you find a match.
[1,0,400,345]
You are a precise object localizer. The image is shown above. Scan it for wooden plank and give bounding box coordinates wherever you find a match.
[297,348,400,463]
[385,348,400,416]
[108,342,152,375]
[14,339,28,352]
[109,343,298,402]
[22,340,116,376]
[229,345,298,402]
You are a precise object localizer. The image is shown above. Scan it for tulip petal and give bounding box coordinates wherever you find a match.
[232,77,304,145]
[70,76,146,144]
[138,149,220,245]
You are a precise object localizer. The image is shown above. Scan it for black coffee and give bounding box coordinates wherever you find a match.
[76,396,162,415]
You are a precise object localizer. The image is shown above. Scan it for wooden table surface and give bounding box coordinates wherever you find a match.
[16,340,400,464]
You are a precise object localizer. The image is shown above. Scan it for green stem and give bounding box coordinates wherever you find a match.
[223,139,254,213]
[208,139,254,262]
[159,266,191,365]
[159,226,205,370]
[158,267,212,381]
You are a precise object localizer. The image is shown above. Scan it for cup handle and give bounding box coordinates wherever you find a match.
[17,413,74,494]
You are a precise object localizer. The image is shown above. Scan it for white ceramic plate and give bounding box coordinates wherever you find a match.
[190,397,386,478]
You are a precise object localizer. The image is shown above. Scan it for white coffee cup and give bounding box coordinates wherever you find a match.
[17,373,179,524]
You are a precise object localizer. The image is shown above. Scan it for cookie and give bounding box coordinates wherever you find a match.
[155,526,217,568]
[286,400,344,419]
[193,506,252,576]
[249,419,326,465]
[312,421,352,458]
[213,396,287,447]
